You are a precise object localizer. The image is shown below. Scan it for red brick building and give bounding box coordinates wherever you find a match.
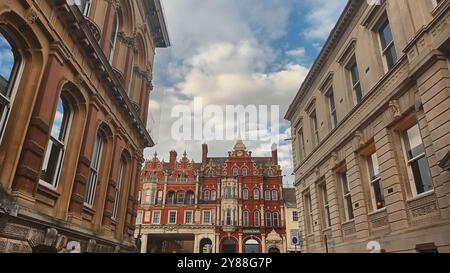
[136,141,287,253]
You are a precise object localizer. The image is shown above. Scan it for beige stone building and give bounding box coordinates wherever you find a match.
[282,188,301,253]
[285,0,450,253]
[0,0,169,252]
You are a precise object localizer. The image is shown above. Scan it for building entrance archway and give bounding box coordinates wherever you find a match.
[222,239,237,253]
[244,239,259,253]
[199,238,213,253]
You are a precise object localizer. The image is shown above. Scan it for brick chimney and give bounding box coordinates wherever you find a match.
[271,143,278,165]
[169,150,177,170]
[202,143,208,165]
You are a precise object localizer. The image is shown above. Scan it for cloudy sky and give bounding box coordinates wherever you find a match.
[146,0,348,187]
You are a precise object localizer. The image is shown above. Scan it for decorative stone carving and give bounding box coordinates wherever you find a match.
[389,100,401,119]
[26,7,39,24]
[87,239,97,253]
[44,228,58,247]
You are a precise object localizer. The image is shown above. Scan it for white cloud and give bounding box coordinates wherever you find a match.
[301,0,347,40]
[286,47,306,59]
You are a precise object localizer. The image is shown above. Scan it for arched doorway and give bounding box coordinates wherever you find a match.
[244,239,259,253]
[222,239,237,253]
[199,238,213,253]
[268,247,280,253]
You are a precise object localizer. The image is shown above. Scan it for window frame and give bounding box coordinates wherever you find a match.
[109,13,119,64]
[273,212,279,227]
[265,211,272,227]
[264,190,271,201]
[319,182,331,229]
[152,210,161,225]
[253,188,260,200]
[309,109,320,148]
[84,133,104,207]
[304,192,314,234]
[367,152,385,211]
[378,18,398,72]
[203,210,211,225]
[325,87,338,129]
[242,188,249,200]
[254,211,260,227]
[243,210,249,227]
[341,172,354,222]
[168,210,177,225]
[111,157,126,220]
[184,210,193,224]
[204,190,210,201]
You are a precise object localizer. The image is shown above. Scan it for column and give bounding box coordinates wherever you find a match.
[215,234,220,253]
[193,235,200,254]
[140,234,148,253]
[12,53,64,203]
[238,233,243,253]
[100,1,116,57]
[324,161,343,245]
[261,234,266,253]
[345,139,369,239]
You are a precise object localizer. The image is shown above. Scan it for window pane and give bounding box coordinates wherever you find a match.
[372,179,385,209]
[350,62,360,86]
[379,21,394,49]
[41,140,64,185]
[346,196,354,220]
[368,153,380,180]
[0,33,16,97]
[411,157,433,194]
[404,125,425,159]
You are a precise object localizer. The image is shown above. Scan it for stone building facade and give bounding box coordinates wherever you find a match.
[282,188,300,253]
[285,0,450,253]
[136,142,287,253]
[0,0,169,253]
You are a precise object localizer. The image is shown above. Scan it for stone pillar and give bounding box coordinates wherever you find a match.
[324,161,343,245]
[238,233,243,253]
[260,204,265,226]
[102,136,123,228]
[123,156,141,238]
[345,139,369,239]
[140,234,148,253]
[193,234,200,254]
[11,53,64,204]
[238,204,242,226]
[162,175,168,208]
[261,234,266,253]
[373,119,409,231]
[215,233,220,253]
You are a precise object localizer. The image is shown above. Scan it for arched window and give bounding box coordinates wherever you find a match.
[273,212,279,227]
[243,210,249,227]
[109,13,119,64]
[272,190,278,201]
[265,212,272,227]
[40,98,72,188]
[253,188,260,200]
[77,0,92,16]
[254,211,260,227]
[186,191,195,205]
[176,191,185,204]
[242,167,248,176]
[166,191,175,205]
[84,133,104,207]
[242,188,249,200]
[204,190,210,201]
[0,31,22,142]
[232,167,239,177]
[112,157,126,219]
[211,190,216,201]
[267,169,274,177]
[157,190,163,204]
[265,190,271,201]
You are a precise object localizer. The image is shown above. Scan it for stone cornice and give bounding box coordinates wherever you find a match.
[285,0,364,120]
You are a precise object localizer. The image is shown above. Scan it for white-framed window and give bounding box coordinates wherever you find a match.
[264,190,271,201]
[111,158,125,219]
[253,188,260,200]
[319,183,331,228]
[310,109,319,148]
[326,88,337,129]
[40,98,72,188]
[211,190,216,201]
[77,0,92,16]
[224,186,233,199]
[84,133,104,207]
[402,124,433,196]
[204,190,210,201]
[265,211,272,227]
[176,191,185,204]
[273,212,279,227]
[144,210,151,222]
[184,211,193,224]
[179,172,187,182]
[243,210,249,227]
[168,211,177,224]
[243,188,249,200]
[292,211,299,222]
[378,19,397,72]
[109,13,119,64]
[271,190,278,201]
[232,167,239,177]
[242,167,248,176]
[341,172,354,221]
[304,192,313,234]
[203,211,211,224]
[186,191,195,205]
[150,171,157,183]
[152,211,161,224]
[136,210,143,225]
[225,208,232,225]
[253,211,260,227]
[143,189,151,204]
[367,152,385,210]
[349,60,362,105]
[0,31,22,144]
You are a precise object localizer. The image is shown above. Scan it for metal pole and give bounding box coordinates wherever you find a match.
[324,234,329,253]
